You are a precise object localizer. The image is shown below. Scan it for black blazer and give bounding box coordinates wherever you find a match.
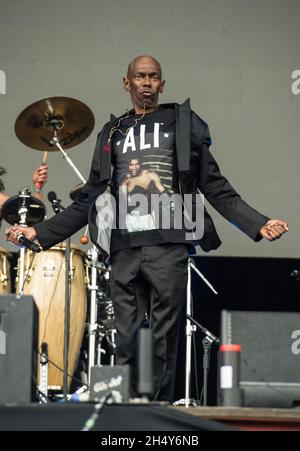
[35,99,269,255]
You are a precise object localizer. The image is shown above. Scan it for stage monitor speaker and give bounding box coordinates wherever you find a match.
[90,365,130,402]
[220,310,300,408]
[0,295,38,405]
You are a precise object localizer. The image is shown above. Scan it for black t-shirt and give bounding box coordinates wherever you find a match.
[110,108,189,253]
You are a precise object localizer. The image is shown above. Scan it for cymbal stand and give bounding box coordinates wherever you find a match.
[49,127,86,184]
[49,198,71,401]
[17,188,31,295]
[49,122,93,387]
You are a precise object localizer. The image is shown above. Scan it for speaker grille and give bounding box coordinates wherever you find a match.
[221,310,300,384]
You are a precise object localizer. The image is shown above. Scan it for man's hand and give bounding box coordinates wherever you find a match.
[32,164,48,189]
[259,219,288,241]
[6,226,37,246]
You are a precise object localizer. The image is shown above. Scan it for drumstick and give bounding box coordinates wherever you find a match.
[36,151,48,190]
[42,151,48,164]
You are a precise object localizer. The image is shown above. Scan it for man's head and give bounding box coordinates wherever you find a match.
[128,158,142,177]
[123,55,165,114]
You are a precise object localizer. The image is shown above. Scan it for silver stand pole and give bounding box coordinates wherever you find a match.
[184,258,195,408]
[39,343,48,400]
[17,188,31,295]
[174,257,218,408]
[110,330,116,366]
[189,260,218,296]
[185,258,218,406]
[18,247,26,295]
[87,246,99,385]
[51,133,86,184]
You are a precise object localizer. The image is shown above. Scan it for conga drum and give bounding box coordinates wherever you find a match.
[21,243,87,390]
[0,247,12,293]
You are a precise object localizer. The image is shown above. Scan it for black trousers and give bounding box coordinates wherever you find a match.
[110,243,188,402]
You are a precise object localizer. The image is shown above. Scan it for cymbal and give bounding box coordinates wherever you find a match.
[15,96,95,151]
[0,195,46,226]
[69,182,86,201]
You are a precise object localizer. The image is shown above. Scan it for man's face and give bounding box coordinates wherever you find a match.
[123,57,165,113]
[128,159,141,176]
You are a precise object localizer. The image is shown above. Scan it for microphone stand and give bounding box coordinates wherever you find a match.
[174,257,219,408]
[187,314,220,407]
[50,197,70,400]
[186,258,219,407]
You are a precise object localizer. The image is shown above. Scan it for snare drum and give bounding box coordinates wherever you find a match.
[0,247,12,293]
[21,243,87,389]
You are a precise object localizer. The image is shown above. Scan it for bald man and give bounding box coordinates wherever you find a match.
[6,55,288,402]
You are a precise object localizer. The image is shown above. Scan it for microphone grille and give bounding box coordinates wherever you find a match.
[47,191,57,202]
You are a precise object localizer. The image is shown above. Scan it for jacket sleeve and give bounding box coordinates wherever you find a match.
[35,129,108,249]
[191,112,269,241]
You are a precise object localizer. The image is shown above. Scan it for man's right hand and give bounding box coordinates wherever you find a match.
[6,226,37,246]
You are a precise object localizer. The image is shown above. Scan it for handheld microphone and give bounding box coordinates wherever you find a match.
[17,235,41,253]
[47,191,61,214]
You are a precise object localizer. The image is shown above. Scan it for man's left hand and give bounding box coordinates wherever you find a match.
[259,219,288,241]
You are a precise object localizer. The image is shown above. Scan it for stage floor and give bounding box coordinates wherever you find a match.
[1,402,300,431]
[176,406,300,431]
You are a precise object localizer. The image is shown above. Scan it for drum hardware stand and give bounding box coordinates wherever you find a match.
[107,329,117,366]
[39,342,49,401]
[48,196,71,400]
[96,269,116,367]
[86,246,99,386]
[36,390,49,404]
[63,234,72,400]
[174,257,219,408]
[17,188,31,295]
[0,254,9,289]
[47,125,86,184]
[96,327,116,367]
[85,250,116,383]
[96,339,106,366]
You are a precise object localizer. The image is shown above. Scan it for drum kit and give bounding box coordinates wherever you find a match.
[0,97,115,400]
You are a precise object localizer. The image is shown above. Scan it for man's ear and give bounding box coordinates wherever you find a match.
[123,77,131,92]
[159,79,166,94]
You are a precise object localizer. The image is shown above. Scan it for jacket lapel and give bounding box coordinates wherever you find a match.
[98,119,117,182]
[175,98,191,172]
